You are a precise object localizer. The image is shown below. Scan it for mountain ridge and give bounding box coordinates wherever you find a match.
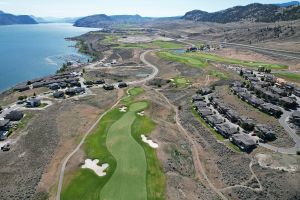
[0,11,37,25]
[182,3,300,23]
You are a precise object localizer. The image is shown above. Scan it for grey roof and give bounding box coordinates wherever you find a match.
[232,134,256,146]
[291,111,300,118]
[206,115,224,124]
[255,124,274,134]
[216,123,237,135]
[198,108,213,116]
[0,119,10,127]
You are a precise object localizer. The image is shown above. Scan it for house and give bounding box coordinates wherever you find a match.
[254,124,276,141]
[259,103,283,118]
[215,103,230,115]
[14,84,30,92]
[118,82,128,88]
[230,134,257,152]
[192,94,205,102]
[194,101,207,110]
[5,111,24,121]
[279,97,298,109]
[269,86,287,97]
[65,88,76,96]
[264,74,275,83]
[75,87,85,94]
[53,91,65,98]
[197,108,213,118]
[26,98,41,107]
[49,83,60,90]
[206,115,224,127]
[103,84,115,90]
[186,47,198,52]
[95,80,105,84]
[70,80,81,87]
[0,119,10,131]
[59,82,68,88]
[238,116,255,131]
[290,111,300,127]
[293,87,300,98]
[225,110,240,123]
[215,123,237,138]
[248,97,264,108]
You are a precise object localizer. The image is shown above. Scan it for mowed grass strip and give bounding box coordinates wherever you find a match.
[274,72,300,83]
[61,109,124,200]
[157,51,287,70]
[187,52,288,70]
[100,101,149,200]
[117,40,185,49]
[132,115,166,200]
[157,51,208,68]
[128,87,145,96]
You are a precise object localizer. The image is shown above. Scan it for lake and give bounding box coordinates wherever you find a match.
[0,23,97,92]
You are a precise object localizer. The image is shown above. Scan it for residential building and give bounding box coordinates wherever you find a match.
[230,134,257,152]
[238,116,255,131]
[254,124,276,141]
[279,97,298,109]
[4,111,24,121]
[215,123,237,138]
[49,83,60,90]
[290,111,300,127]
[53,91,65,98]
[205,115,224,127]
[26,98,41,107]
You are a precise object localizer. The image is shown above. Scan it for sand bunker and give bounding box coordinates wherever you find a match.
[137,111,145,116]
[82,159,109,176]
[141,135,158,148]
[119,106,127,112]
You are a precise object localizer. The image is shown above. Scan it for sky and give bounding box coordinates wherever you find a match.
[0,0,292,17]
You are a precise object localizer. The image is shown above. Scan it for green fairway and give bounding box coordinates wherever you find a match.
[171,76,191,87]
[157,51,208,68]
[209,70,229,79]
[117,40,185,49]
[62,100,165,200]
[274,72,300,83]
[157,51,288,70]
[100,101,148,200]
[128,87,145,96]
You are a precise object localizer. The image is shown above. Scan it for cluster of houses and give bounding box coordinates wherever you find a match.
[192,87,278,152]
[0,110,24,142]
[13,72,81,92]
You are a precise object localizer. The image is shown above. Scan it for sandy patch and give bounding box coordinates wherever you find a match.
[119,106,127,112]
[256,153,299,172]
[82,159,109,177]
[141,135,158,148]
[137,111,145,116]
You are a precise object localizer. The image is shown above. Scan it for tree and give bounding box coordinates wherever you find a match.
[18,95,27,101]
[0,106,2,111]
[82,68,86,74]
[33,92,36,97]
[239,70,244,76]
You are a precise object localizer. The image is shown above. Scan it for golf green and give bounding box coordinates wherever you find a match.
[100,101,148,200]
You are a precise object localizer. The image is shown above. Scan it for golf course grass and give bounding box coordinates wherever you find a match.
[158,51,288,70]
[62,94,165,199]
[274,72,300,83]
[171,76,191,87]
[117,40,185,49]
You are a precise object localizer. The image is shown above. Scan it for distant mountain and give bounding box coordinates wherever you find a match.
[0,11,37,25]
[33,16,80,23]
[74,14,153,27]
[183,3,300,23]
[274,1,300,7]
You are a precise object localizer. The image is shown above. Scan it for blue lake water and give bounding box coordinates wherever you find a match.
[0,23,97,92]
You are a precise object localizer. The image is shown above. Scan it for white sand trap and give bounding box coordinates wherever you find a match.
[82,159,109,176]
[141,135,158,148]
[119,106,127,112]
[137,111,145,116]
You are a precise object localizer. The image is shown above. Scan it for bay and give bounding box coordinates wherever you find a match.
[0,23,96,92]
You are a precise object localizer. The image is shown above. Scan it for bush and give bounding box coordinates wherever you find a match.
[18,95,27,101]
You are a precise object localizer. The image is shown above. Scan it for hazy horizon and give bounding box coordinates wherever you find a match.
[0,0,296,18]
